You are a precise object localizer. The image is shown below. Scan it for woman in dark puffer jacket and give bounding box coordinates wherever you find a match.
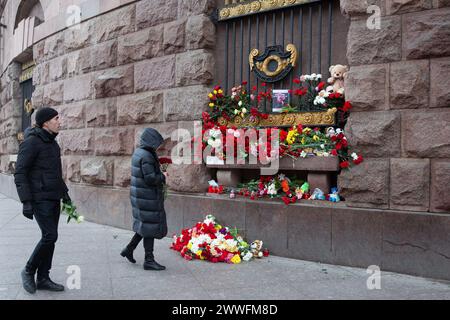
[120,128,168,271]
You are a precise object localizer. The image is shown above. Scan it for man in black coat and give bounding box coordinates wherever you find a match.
[14,107,71,294]
[120,128,168,271]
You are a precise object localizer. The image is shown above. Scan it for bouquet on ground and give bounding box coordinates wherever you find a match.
[61,201,84,224]
[171,215,269,263]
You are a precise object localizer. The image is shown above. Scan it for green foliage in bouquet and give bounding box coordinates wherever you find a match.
[61,201,84,224]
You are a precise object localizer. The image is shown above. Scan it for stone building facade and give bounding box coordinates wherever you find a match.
[0,0,449,280]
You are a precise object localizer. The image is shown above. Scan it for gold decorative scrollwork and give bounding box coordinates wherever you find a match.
[218,117,229,126]
[24,99,34,115]
[217,108,337,128]
[249,49,259,71]
[219,0,316,21]
[286,44,297,67]
[256,55,289,77]
[250,44,297,81]
[17,132,25,142]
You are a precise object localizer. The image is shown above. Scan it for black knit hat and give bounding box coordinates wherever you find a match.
[35,107,58,127]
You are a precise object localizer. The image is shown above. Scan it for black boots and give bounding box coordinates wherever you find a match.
[143,252,165,271]
[143,259,166,271]
[21,269,36,294]
[36,277,65,292]
[120,246,137,264]
[21,269,64,293]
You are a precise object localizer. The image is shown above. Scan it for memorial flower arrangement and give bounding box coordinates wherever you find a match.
[226,174,341,205]
[289,73,352,128]
[201,70,363,170]
[171,215,269,263]
[206,82,271,125]
[198,123,363,169]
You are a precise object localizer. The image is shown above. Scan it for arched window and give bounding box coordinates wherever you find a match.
[14,0,44,31]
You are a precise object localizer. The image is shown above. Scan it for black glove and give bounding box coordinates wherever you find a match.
[62,192,71,204]
[22,202,34,220]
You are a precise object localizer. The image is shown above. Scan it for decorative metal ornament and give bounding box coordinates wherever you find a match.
[24,98,34,115]
[249,44,297,83]
[218,0,318,21]
[217,108,337,128]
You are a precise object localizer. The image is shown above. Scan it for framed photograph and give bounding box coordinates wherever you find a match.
[272,89,290,113]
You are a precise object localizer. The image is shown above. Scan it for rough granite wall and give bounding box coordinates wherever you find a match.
[338,0,450,213]
[0,62,21,173]
[28,0,216,198]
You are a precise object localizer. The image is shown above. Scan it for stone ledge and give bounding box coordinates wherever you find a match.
[206,156,340,171]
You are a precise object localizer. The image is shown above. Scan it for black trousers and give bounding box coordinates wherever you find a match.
[127,233,154,259]
[25,201,60,280]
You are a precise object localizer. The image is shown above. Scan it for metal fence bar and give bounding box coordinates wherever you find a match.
[328,0,333,73]
[318,3,322,75]
[247,17,251,90]
[308,6,312,74]
[240,19,244,84]
[256,14,260,97]
[272,12,276,46]
[225,22,229,92]
[298,8,303,77]
[232,21,236,88]
[289,8,294,90]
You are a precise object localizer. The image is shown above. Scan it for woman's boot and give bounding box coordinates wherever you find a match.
[143,251,166,271]
[120,233,142,264]
[120,246,136,264]
[143,237,165,270]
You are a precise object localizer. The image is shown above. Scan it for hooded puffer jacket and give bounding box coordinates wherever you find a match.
[130,128,168,239]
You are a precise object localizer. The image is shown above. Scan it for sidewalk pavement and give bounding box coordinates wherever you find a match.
[0,193,449,300]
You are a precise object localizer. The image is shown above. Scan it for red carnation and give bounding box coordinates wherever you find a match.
[317,81,326,90]
[293,78,301,84]
[343,101,352,112]
[353,155,364,165]
[280,130,288,142]
[159,157,172,165]
[340,161,350,169]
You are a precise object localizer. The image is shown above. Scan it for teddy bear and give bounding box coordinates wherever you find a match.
[327,64,348,94]
[250,240,264,258]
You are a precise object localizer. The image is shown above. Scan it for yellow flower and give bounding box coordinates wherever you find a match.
[215,224,222,230]
[209,103,215,108]
[208,93,214,98]
[313,135,320,142]
[301,137,306,145]
[286,130,298,145]
[213,90,218,94]
[303,127,312,134]
[187,242,193,250]
[218,89,223,94]
[196,250,207,260]
[231,254,241,264]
